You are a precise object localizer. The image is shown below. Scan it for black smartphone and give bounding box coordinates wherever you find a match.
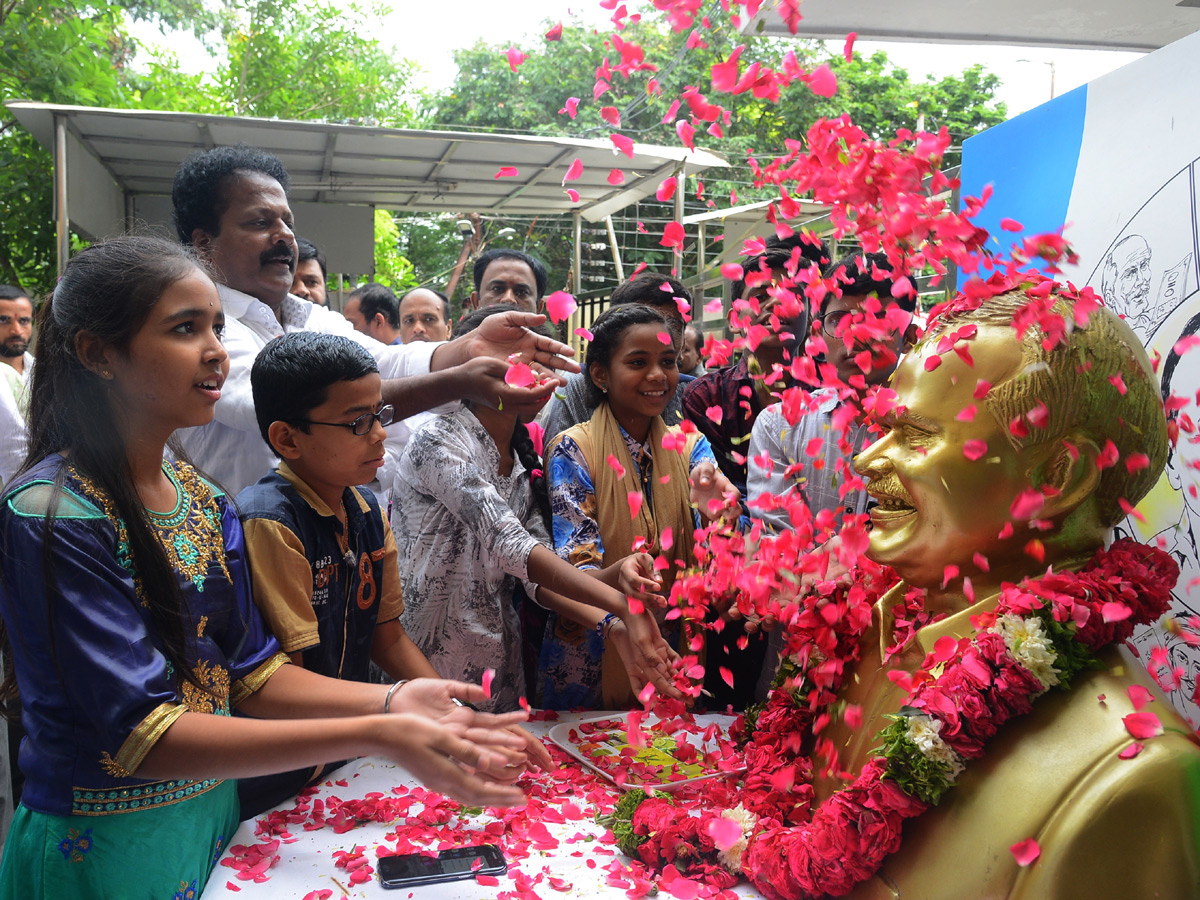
[378,844,508,889]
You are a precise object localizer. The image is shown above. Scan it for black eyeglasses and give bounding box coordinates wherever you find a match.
[299,404,395,436]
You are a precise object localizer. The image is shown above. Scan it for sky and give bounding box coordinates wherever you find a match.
[139,0,1145,120]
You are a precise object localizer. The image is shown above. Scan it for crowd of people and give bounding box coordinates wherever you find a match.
[0,141,951,896]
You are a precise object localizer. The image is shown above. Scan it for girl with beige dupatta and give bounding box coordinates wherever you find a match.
[542,306,738,709]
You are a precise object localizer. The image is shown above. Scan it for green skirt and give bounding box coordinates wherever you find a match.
[0,778,238,900]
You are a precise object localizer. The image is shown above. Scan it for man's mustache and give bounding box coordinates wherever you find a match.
[260,245,296,269]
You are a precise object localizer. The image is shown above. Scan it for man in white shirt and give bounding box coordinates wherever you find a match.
[170,145,577,493]
[0,285,34,488]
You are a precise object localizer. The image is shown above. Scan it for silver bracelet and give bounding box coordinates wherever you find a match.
[383,679,409,714]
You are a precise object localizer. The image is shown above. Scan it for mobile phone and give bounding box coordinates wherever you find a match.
[378,844,508,889]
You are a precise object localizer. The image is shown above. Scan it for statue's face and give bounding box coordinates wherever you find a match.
[854,326,1038,589]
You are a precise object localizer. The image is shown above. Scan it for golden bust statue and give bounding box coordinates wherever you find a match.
[817,290,1200,899]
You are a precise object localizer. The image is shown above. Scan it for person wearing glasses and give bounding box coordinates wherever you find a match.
[234,333,554,818]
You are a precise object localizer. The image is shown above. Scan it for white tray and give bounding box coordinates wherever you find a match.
[547,712,744,792]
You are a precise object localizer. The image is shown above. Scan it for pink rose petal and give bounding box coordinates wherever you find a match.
[656,177,678,202]
[504,362,536,388]
[843,31,857,62]
[1119,742,1144,759]
[1127,684,1153,711]
[495,166,518,179]
[963,439,988,461]
[505,46,526,73]
[544,290,578,324]
[562,158,583,184]
[565,188,580,203]
[706,815,743,852]
[1010,838,1040,867]
[481,668,495,699]
[559,97,580,119]
[705,405,723,425]
[1123,711,1163,740]
[808,63,838,97]
[574,326,594,342]
[628,491,644,519]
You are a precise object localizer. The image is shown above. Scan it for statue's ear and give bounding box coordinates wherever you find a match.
[1039,434,1103,520]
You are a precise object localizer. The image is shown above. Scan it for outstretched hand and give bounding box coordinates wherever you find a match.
[615,552,667,608]
[608,611,684,701]
[689,460,740,522]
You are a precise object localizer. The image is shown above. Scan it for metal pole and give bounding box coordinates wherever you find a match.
[605,215,624,282]
[54,116,70,277]
[572,210,582,295]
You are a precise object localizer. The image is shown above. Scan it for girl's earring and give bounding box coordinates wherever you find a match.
[599,384,608,394]
[100,370,112,380]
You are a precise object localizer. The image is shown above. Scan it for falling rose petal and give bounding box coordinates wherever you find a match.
[565,188,580,203]
[656,177,678,202]
[1175,334,1200,356]
[504,362,536,388]
[660,221,685,248]
[720,262,744,281]
[1119,742,1144,759]
[628,491,644,519]
[844,704,863,728]
[808,63,838,97]
[1127,684,1154,711]
[545,21,563,40]
[675,119,696,150]
[963,439,988,461]
[607,168,625,185]
[544,290,578,324]
[1000,217,1024,232]
[518,695,530,712]
[706,816,744,852]
[1123,711,1163,740]
[559,97,580,119]
[1009,488,1045,520]
[705,405,724,425]
[610,133,635,158]
[562,158,583,184]
[574,326,594,342]
[843,31,857,62]
[656,330,672,345]
[1010,838,1040,867]
[600,105,621,126]
[704,298,723,314]
[719,666,734,689]
[606,454,626,478]
[1125,453,1150,473]
[1102,602,1132,623]
[506,46,527,73]
[923,355,943,372]
[494,166,519,178]
[481,668,495,698]
[660,526,673,550]
[974,379,992,399]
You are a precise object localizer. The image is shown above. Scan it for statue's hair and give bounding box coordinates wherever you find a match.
[927,290,1167,528]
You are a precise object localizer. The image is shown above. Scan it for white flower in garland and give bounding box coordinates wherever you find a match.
[988,614,1061,690]
[905,714,965,779]
[717,805,758,873]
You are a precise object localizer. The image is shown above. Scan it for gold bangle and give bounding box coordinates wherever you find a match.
[383,679,409,714]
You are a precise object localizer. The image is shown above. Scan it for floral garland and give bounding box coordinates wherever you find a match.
[610,539,1176,900]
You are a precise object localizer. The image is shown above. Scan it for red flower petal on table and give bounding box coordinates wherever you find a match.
[504,362,535,388]
[475,875,500,887]
[1010,488,1045,520]
[963,439,988,461]
[660,221,685,248]
[481,668,495,699]
[562,158,583,184]
[545,21,563,41]
[1127,684,1154,710]
[656,177,678,202]
[628,491,644,519]
[1000,218,1023,232]
[1123,711,1164,740]
[611,133,635,158]
[495,166,519,178]
[1101,602,1132,623]
[807,63,838,97]
[601,106,621,126]
[226,885,241,893]
[843,32,857,62]
[705,405,723,425]
[1010,838,1040,867]
[506,46,527,73]
[544,290,578,324]
[1119,741,1144,759]
[559,97,580,119]
[608,168,625,185]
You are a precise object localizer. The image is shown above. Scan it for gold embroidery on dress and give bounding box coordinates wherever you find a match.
[181,659,231,715]
[196,615,208,639]
[99,752,131,779]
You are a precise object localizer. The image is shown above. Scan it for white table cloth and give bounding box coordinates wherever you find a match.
[200,712,759,900]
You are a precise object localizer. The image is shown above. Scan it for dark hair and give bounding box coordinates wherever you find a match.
[6,236,213,710]
[0,285,28,301]
[457,304,553,530]
[584,305,678,407]
[402,286,451,324]
[683,322,704,352]
[730,231,829,302]
[822,249,918,316]
[609,272,692,315]
[472,249,548,300]
[172,144,291,244]
[295,237,326,278]
[348,282,401,329]
[251,332,379,457]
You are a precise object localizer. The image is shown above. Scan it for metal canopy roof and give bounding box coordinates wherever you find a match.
[743,0,1200,51]
[7,101,727,223]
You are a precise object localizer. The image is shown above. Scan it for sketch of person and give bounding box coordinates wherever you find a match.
[1099,234,1194,341]
[1167,640,1200,718]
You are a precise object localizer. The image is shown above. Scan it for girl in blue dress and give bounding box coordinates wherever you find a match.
[0,237,527,900]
